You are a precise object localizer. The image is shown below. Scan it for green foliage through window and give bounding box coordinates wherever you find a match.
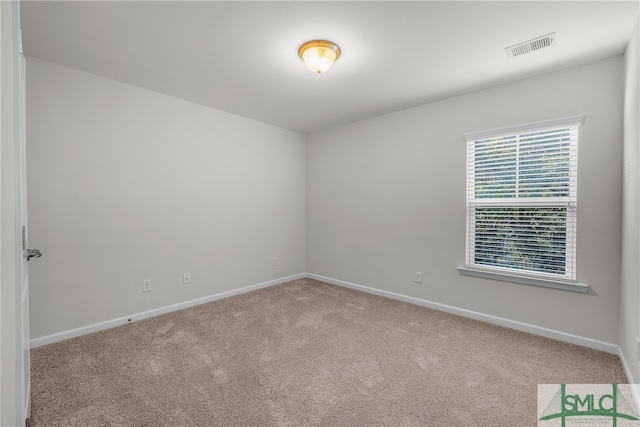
[474,207,567,275]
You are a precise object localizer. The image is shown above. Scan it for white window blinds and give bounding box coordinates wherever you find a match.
[465,115,583,281]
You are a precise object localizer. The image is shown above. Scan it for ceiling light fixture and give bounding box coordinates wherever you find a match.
[298,40,341,74]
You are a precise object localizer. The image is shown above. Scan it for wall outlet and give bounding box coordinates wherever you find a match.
[414,272,422,283]
[272,257,278,267]
[183,272,191,284]
[142,279,151,293]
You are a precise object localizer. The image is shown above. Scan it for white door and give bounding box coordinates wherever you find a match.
[16,25,39,425]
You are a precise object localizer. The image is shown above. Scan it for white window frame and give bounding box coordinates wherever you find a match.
[457,115,588,292]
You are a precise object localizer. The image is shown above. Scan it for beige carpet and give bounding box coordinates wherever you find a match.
[30,278,626,426]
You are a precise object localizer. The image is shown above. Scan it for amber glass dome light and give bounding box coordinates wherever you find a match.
[298,40,341,74]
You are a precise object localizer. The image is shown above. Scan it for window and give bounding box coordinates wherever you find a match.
[463,115,584,288]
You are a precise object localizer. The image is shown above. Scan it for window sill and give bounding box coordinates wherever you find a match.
[456,266,588,293]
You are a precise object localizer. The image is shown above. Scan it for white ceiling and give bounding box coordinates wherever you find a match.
[21,1,639,134]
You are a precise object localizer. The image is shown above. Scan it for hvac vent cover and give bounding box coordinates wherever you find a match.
[505,33,556,58]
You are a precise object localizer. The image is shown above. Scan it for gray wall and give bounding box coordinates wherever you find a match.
[27,58,307,339]
[27,53,630,347]
[307,56,624,343]
[620,18,640,381]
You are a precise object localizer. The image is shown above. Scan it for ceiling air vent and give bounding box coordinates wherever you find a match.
[505,33,556,59]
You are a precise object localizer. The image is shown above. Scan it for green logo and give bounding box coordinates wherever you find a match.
[539,384,640,426]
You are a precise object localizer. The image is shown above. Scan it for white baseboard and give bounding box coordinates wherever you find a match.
[306,273,619,355]
[30,273,306,348]
[619,347,637,384]
[31,271,620,358]
[618,347,640,412]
